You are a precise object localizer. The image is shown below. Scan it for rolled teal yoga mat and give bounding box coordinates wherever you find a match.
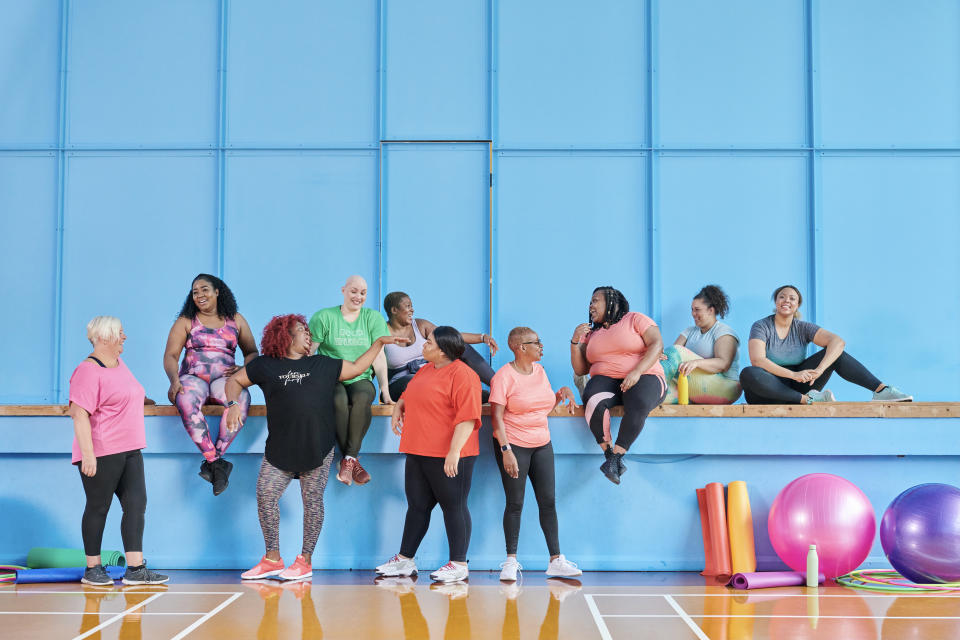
[26,547,125,569]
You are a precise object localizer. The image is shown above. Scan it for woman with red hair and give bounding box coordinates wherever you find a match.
[224,314,406,581]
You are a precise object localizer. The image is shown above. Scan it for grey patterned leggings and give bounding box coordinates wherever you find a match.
[256,451,334,556]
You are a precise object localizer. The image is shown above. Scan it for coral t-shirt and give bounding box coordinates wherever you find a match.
[69,359,146,463]
[584,312,665,381]
[488,363,556,448]
[399,360,482,458]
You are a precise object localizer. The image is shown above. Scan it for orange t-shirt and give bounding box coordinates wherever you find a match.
[584,311,665,381]
[488,362,556,448]
[399,359,482,457]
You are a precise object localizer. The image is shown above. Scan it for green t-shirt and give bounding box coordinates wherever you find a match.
[309,306,390,384]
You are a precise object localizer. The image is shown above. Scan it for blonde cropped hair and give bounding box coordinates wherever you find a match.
[86,316,123,346]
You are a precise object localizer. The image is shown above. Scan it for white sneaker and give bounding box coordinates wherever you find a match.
[374,576,416,594]
[499,557,521,582]
[546,577,582,602]
[429,562,468,583]
[545,554,582,577]
[499,582,522,599]
[375,554,417,577]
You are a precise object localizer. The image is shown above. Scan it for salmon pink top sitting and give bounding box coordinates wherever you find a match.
[584,311,665,384]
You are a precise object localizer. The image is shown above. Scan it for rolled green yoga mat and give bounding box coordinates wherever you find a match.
[26,547,125,569]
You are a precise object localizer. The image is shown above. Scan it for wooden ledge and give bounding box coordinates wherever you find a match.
[1,402,956,418]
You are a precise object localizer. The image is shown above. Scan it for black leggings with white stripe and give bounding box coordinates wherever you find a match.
[582,374,665,451]
[400,454,476,563]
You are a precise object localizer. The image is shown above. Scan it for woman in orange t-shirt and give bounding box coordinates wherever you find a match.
[570,286,666,485]
[375,327,482,585]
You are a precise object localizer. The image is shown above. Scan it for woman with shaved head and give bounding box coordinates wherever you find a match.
[309,275,393,486]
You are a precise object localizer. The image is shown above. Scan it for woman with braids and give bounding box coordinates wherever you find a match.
[570,286,666,485]
[382,290,498,400]
[225,314,406,581]
[740,284,912,404]
[661,285,742,404]
[163,274,258,495]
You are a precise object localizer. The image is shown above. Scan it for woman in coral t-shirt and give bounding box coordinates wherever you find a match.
[570,286,666,485]
[489,326,581,583]
[375,327,481,585]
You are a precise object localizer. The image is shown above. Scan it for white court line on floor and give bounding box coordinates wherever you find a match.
[0,611,205,615]
[583,594,613,640]
[0,590,243,595]
[595,614,960,620]
[170,592,243,640]
[71,591,166,640]
[586,592,960,599]
[664,595,711,640]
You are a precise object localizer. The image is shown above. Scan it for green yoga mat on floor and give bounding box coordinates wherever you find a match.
[26,547,125,568]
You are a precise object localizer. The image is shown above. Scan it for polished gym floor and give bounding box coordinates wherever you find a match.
[2,571,958,639]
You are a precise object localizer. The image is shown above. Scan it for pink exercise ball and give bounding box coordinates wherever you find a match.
[768,473,876,579]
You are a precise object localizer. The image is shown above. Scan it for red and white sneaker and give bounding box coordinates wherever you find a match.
[279,555,312,581]
[241,556,285,580]
[337,459,356,485]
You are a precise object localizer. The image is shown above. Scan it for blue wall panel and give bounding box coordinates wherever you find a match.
[383,0,489,141]
[223,150,380,402]
[0,1,60,147]
[820,154,960,401]
[493,152,648,388]
[658,154,810,349]
[226,0,378,148]
[819,0,960,148]
[495,0,647,148]
[658,0,807,148]
[0,153,58,401]
[60,153,217,401]
[66,0,218,147]
[381,144,490,338]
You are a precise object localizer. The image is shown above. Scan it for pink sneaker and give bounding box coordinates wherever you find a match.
[279,555,312,581]
[241,555,285,580]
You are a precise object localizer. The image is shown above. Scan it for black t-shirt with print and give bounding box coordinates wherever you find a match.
[245,354,342,473]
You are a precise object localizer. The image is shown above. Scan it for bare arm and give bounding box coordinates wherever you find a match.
[678,335,738,376]
[234,313,259,364]
[340,335,408,382]
[570,323,591,376]
[70,403,97,477]
[462,332,499,356]
[673,334,687,346]
[224,367,253,432]
[621,325,664,391]
[491,403,519,479]
[444,420,477,477]
[805,328,845,384]
[373,349,393,404]
[162,317,190,403]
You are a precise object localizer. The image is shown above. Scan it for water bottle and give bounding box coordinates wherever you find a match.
[806,544,819,587]
[678,373,689,405]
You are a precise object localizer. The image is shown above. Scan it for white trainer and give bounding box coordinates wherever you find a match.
[430,562,469,583]
[499,557,522,582]
[545,554,582,577]
[375,554,417,577]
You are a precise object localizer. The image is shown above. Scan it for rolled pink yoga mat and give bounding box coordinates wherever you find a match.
[729,571,825,590]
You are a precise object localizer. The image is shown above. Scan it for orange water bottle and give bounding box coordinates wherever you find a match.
[678,373,689,405]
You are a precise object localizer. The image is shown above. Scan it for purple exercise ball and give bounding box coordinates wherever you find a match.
[768,473,876,579]
[880,483,960,584]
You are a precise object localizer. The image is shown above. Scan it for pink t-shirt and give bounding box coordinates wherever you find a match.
[488,362,556,448]
[584,311,665,381]
[69,358,146,463]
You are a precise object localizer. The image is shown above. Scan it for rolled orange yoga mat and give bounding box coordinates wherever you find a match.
[706,482,732,576]
[726,480,757,574]
[697,487,716,576]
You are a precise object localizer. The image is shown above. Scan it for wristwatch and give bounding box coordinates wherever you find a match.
[501,443,511,452]
[226,400,238,408]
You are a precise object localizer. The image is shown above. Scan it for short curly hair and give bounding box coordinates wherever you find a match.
[261,314,308,358]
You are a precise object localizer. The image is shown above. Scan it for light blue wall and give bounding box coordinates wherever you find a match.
[0,0,958,569]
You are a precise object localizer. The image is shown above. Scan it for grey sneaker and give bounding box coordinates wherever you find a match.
[807,389,835,403]
[122,563,169,585]
[872,386,913,402]
[81,564,113,586]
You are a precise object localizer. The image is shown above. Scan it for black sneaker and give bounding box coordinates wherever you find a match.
[199,460,214,484]
[81,564,113,586]
[616,453,627,476]
[212,458,233,496]
[600,453,620,485]
[122,563,169,585]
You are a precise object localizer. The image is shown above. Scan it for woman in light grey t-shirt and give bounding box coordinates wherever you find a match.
[662,285,742,404]
[739,285,911,404]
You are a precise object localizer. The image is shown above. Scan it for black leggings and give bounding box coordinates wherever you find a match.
[389,344,495,400]
[332,379,376,458]
[77,450,146,556]
[739,349,882,404]
[494,440,560,557]
[582,374,665,451]
[400,454,476,563]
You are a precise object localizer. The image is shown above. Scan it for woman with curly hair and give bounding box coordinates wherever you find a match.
[225,314,407,581]
[163,274,258,495]
[661,285,742,404]
[570,286,665,484]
